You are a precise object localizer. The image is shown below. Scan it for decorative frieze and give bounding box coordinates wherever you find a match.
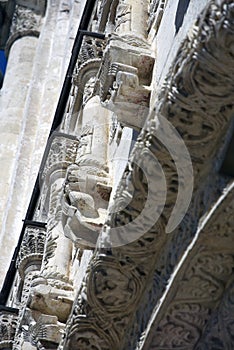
[77,36,107,67]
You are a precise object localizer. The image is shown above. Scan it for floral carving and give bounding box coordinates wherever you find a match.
[17,226,46,279]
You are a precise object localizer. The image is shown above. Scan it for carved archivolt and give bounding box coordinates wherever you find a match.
[60,1,234,349]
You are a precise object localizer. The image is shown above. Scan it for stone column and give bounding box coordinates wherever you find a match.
[62,96,112,249]
[0,5,40,286]
[28,172,74,323]
[115,0,148,39]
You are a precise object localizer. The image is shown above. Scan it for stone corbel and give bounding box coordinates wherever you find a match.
[27,134,79,324]
[98,35,154,129]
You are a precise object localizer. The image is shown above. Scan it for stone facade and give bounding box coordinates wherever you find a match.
[0,0,233,349]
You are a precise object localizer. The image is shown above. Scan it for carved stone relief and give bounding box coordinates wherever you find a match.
[145,182,234,349]
[17,226,46,280]
[62,35,107,133]
[60,1,234,349]
[41,133,79,183]
[77,37,107,67]
[0,312,18,348]
[23,135,79,326]
[6,4,42,54]
[195,276,234,350]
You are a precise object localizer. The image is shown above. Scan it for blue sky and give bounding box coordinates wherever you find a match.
[0,50,7,75]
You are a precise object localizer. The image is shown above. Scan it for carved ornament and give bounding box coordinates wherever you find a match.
[60,1,234,349]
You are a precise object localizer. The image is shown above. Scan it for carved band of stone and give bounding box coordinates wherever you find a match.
[140,181,234,349]
[60,1,234,349]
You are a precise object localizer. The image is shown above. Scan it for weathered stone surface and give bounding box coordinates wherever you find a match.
[0,1,233,349]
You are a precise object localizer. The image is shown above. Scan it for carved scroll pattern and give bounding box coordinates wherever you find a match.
[125,175,233,349]
[195,276,234,350]
[60,1,234,349]
[148,184,234,349]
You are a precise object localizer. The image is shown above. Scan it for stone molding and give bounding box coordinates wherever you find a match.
[59,1,234,349]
